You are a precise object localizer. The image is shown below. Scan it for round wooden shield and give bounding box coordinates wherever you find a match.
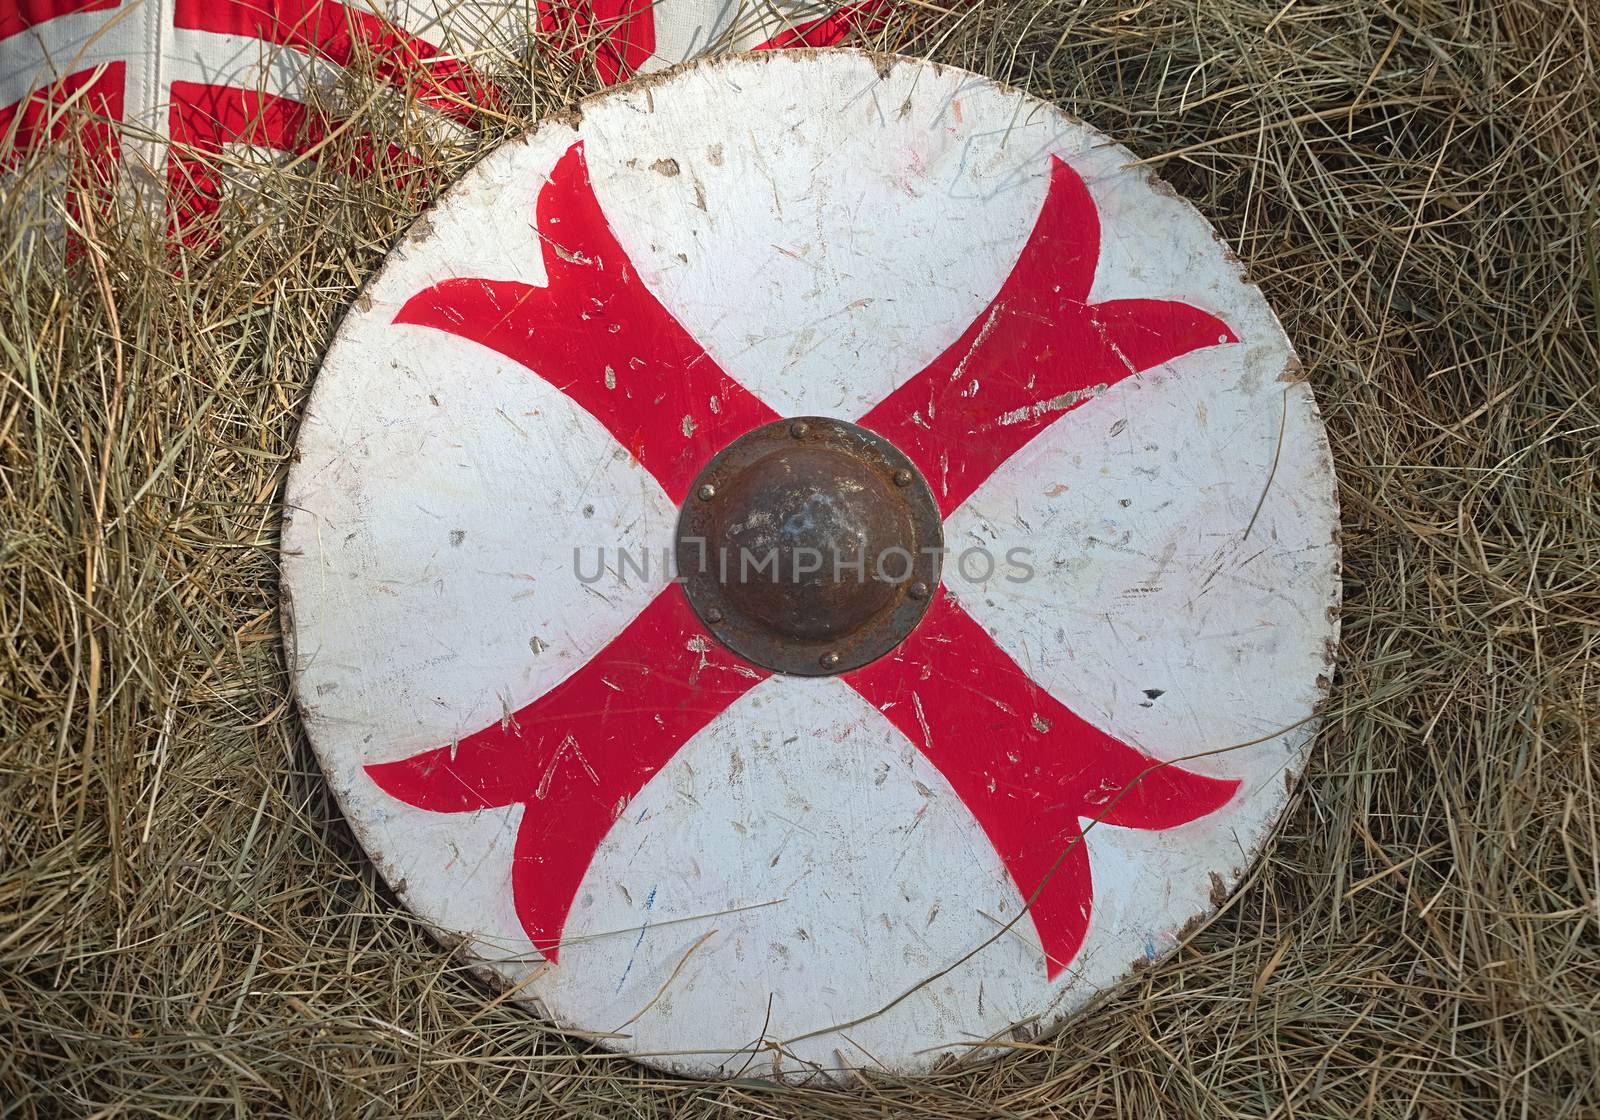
[282,49,1340,1080]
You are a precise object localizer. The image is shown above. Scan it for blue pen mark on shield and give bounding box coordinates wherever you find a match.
[616,884,657,992]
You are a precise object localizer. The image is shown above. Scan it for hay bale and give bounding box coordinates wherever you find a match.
[1,2,1595,1115]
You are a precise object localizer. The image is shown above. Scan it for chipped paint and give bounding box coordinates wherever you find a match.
[282,50,1340,1083]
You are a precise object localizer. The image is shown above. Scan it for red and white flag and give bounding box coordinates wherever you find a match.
[0,0,879,226]
[1,2,497,215]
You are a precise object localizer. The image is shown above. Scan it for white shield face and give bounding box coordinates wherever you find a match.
[282,49,1340,1080]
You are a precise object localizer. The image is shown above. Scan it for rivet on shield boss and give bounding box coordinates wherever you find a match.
[283,50,1340,1080]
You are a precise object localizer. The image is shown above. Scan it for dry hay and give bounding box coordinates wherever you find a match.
[2,1,1597,1116]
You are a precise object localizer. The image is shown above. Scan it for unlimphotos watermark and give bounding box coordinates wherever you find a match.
[573,543,1035,585]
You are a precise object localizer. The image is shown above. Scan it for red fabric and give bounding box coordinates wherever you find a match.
[537,0,657,86]
[172,0,493,122]
[537,0,884,85]
[164,80,416,236]
[0,63,124,231]
[0,0,117,40]
[0,61,123,166]
[1,0,496,235]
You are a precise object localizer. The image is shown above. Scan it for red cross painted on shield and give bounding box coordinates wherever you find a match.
[364,142,1242,979]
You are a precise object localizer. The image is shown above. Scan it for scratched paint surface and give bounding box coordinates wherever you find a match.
[282,50,1341,1080]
